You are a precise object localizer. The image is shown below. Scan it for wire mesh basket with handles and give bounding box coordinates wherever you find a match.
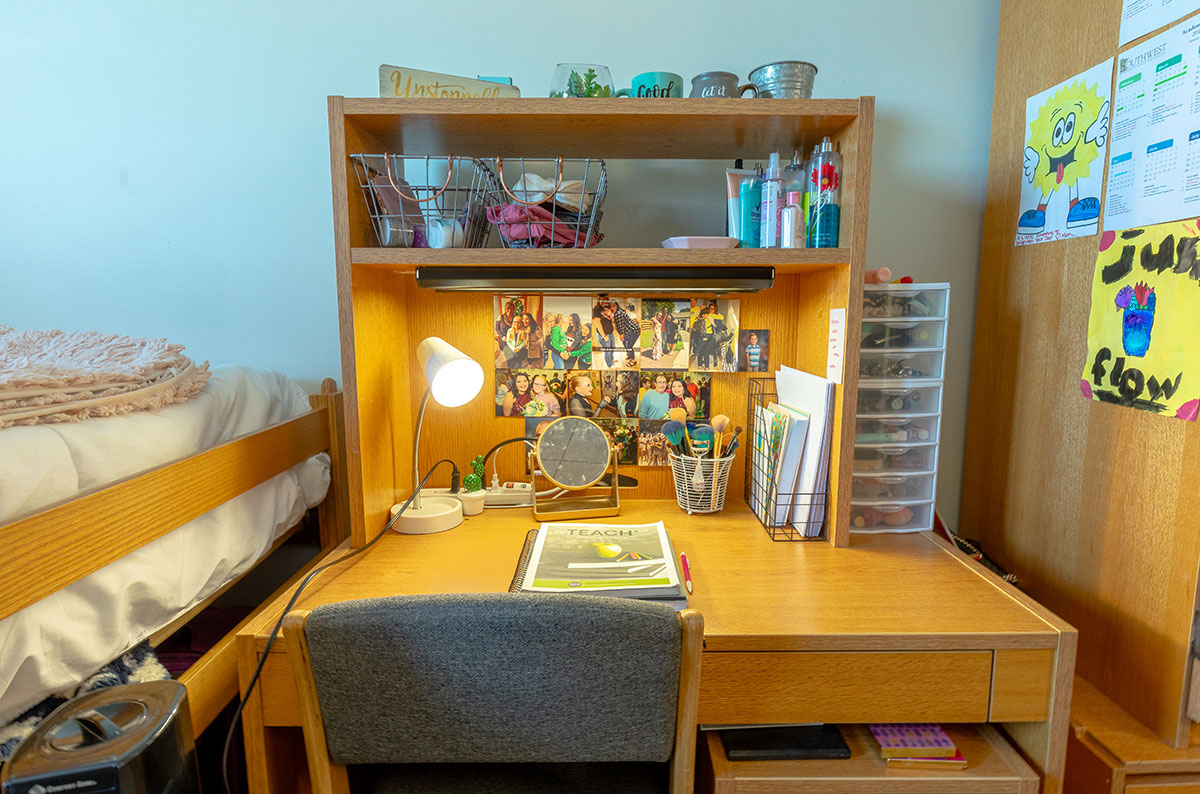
[485,157,606,249]
[350,154,497,248]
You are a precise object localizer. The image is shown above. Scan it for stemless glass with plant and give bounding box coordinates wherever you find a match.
[550,64,614,97]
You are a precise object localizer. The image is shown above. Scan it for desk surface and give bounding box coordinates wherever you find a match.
[243,501,1065,653]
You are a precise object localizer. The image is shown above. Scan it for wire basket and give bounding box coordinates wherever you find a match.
[350,154,497,248]
[669,452,735,514]
[747,377,828,540]
[485,157,606,249]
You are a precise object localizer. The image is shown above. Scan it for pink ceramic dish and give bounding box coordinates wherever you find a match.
[661,236,740,249]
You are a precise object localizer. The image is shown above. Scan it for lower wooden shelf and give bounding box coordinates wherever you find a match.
[697,723,1038,793]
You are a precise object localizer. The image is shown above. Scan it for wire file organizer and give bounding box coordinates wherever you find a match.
[350,154,497,248]
[746,377,828,541]
[485,157,607,249]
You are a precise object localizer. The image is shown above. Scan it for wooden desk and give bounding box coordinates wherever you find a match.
[236,501,1076,793]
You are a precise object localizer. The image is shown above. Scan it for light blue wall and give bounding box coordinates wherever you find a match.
[0,0,999,529]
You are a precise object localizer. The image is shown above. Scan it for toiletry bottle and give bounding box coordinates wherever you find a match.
[783,151,807,247]
[759,152,782,247]
[808,137,841,248]
[739,164,763,249]
[781,190,804,248]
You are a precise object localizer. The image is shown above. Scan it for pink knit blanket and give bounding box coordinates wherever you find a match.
[0,326,210,429]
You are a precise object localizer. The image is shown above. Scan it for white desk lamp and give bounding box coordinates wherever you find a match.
[392,336,484,534]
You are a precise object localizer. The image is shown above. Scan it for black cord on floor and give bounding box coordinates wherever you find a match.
[221,458,456,794]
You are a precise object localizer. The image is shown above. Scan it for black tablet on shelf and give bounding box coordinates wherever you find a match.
[718,724,851,761]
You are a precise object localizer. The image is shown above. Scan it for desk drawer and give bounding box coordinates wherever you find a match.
[697,651,992,725]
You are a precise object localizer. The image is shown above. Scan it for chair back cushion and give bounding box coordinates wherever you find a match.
[304,593,682,765]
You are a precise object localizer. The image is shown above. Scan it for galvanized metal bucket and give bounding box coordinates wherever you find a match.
[748,61,818,99]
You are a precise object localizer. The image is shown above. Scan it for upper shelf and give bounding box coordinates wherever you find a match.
[350,246,852,273]
[336,97,869,158]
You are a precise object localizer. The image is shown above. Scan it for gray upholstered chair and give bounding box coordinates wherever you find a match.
[284,593,704,794]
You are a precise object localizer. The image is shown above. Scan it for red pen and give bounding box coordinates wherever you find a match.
[679,552,693,595]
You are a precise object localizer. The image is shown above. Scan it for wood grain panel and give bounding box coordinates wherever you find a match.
[696,651,993,725]
[343,97,861,159]
[992,648,1055,721]
[964,0,1200,747]
[1125,777,1200,792]
[0,410,328,620]
[259,651,302,727]
[351,247,851,269]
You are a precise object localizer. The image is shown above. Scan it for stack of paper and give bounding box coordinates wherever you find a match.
[774,365,835,537]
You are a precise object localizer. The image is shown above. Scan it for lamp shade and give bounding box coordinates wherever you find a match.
[416,337,484,408]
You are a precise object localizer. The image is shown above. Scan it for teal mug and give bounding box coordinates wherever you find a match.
[616,71,683,98]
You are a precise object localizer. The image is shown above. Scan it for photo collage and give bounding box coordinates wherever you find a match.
[492,294,771,467]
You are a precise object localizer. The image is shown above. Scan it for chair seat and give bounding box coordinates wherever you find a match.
[353,761,669,794]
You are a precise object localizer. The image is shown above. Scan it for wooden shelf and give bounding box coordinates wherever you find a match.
[698,723,1039,793]
[350,246,851,272]
[340,97,863,158]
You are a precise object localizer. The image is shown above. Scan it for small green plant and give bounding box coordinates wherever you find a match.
[463,454,486,492]
[567,68,612,98]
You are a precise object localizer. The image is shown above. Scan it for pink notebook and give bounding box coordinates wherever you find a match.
[869,723,957,758]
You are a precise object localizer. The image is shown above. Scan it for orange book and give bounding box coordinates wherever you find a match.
[886,750,968,769]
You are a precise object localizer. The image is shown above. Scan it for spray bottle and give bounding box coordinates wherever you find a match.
[808,137,841,248]
[759,152,782,247]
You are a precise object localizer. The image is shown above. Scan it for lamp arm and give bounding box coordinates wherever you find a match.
[413,389,431,510]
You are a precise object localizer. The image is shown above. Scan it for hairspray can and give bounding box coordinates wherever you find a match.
[808,137,841,248]
[759,151,782,247]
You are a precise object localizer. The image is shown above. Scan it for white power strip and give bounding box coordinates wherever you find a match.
[420,483,532,507]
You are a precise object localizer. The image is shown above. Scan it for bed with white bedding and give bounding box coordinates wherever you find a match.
[0,366,341,734]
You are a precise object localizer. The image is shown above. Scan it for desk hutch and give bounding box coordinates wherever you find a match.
[235,96,1076,794]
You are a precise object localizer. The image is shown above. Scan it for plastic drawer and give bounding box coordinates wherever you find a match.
[859,350,944,380]
[849,501,934,533]
[862,283,949,319]
[856,383,942,416]
[855,416,939,445]
[861,319,946,350]
[851,473,935,502]
[853,445,937,474]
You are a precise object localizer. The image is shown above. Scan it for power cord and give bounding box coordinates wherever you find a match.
[221,458,456,794]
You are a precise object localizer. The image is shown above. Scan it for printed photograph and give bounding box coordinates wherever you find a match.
[596,371,639,419]
[495,369,566,418]
[636,370,711,421]
[689,298,740,373]
[493,294,544,370]
[541,296,593,370]
[738,329,770,372]
[592,296,642,370]
[595,418,638,466]
[565,372,603,417]
[639,299,691,370]
[638,420,671,467]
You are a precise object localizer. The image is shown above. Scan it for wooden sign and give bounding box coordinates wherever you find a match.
[378,65,521,99]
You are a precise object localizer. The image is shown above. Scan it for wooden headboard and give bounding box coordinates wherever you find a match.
[964,0,1200,747]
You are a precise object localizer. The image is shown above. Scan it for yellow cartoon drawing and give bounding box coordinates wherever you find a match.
[1019,80,1109,234]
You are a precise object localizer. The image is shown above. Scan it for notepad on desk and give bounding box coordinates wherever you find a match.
[510,521,687,609]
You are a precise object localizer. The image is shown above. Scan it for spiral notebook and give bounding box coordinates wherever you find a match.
[510,522,687,609]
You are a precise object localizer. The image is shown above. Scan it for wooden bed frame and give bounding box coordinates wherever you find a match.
[0,378,349,738]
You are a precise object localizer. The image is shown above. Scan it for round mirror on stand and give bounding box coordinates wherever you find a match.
[530,417,621,520]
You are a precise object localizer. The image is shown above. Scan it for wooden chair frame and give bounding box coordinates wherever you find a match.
[0,378,349,738]
[283,605,704,794]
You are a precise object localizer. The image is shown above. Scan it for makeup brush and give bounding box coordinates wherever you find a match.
[668,406,689,423]
[662,420,688,456]
[723,426,743,456]
[710,414,730,459]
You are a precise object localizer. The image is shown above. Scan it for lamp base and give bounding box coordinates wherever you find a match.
[390,496,464,535]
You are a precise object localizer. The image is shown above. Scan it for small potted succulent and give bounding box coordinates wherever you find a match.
[458,454,487,516]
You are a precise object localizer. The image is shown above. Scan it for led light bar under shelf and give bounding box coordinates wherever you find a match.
[414,266,775,293]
